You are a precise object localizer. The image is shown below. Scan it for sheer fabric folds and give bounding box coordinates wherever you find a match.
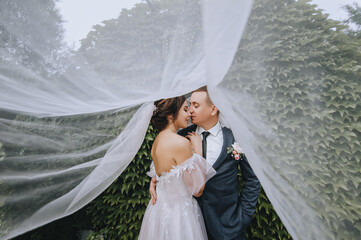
[139,154,216,240]
[0,0,360,239]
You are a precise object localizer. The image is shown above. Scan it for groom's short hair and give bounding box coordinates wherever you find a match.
[192,86,213,106]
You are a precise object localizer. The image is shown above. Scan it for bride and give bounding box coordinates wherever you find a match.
[138,96,216,240]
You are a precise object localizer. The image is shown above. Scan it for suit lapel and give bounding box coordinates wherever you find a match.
[212,127,233,170]
[178,124,197,137]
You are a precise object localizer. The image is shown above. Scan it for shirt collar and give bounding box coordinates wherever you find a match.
[196,122,222,137]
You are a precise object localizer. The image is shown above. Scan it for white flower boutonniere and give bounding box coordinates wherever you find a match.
[227,142,244,160]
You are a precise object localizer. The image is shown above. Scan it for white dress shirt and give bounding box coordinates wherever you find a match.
[196,122,223,166]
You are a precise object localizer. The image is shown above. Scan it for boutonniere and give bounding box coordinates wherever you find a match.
[227,142,244,160]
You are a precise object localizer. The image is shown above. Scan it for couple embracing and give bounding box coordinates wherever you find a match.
[138,87,260,240]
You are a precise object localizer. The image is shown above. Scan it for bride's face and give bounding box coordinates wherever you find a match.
[174,101,190,129]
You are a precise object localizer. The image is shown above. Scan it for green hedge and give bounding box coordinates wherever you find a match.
[79,0,361,239]
[12,124,291,240]
[83,125,291,240]
[223,0,360,239]
[8,0,361,239]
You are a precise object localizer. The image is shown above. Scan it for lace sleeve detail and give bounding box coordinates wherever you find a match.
[146,162,156,178]
[174,154,216,195]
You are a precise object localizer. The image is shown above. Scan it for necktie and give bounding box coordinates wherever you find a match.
[202,131,210,159]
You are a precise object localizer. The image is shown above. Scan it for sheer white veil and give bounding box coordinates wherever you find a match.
[0,0,360,239]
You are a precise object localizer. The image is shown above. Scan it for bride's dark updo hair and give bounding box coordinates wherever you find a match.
[151,96,186,131]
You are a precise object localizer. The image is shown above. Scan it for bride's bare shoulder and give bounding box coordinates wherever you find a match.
[169,133,191,147]
[169,134,193,164]
[153,132,189,150]
[160,131,191,151]
[153,132,192,166]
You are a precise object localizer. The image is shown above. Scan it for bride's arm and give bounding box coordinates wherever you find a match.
[149,177,157,205]
[147,162,158,205]
[173,137,216,197]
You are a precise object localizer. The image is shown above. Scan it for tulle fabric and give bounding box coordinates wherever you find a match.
[138,154,216,240]
[0,0,360,239]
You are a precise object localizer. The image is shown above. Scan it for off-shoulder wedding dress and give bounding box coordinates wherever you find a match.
[138,154,216,240]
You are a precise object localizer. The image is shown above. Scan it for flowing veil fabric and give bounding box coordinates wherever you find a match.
[0,0,360,239]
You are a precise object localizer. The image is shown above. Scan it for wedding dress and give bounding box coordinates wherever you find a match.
[138,154,216,240]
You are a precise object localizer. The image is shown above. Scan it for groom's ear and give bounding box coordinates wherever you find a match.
[210,105,219,116]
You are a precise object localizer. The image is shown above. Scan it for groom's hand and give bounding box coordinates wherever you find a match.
[149,177,157,205]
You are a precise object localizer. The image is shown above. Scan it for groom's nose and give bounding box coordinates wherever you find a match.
[189,106,194,113]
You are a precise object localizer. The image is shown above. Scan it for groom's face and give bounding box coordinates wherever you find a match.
[189,91,213,126]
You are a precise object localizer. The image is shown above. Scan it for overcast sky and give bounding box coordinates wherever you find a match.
[57,0,140,48]
[57,0,360,49]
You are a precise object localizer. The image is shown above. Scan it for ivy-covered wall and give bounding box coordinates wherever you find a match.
[223,0,360,239]
[13,124,291,240]
[9,0,361,239]
[83,125,292,240]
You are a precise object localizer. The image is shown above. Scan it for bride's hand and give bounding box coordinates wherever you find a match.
[149,177,157,205]
[193,191,203,197]
[186,132,202,156]
[193,183,205,197]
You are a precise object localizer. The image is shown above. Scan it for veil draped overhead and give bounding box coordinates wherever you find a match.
[0,0,360,239]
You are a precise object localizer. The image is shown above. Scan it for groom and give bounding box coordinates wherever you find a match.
[150,86,260,239]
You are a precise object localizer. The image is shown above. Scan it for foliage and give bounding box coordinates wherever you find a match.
[0,1,69,238]
[84,125,157,240]
[343,2,361,38]
[3,106,137,239]
[7,107,136,240]
[0,143,6,231]
[11,214,84,240]
[5,0,361,239]
[11,123,291,240]
[82,124,292,240]
[247,189,292,240]
[223,0,361,238]
[75,0,201,92]
[0,0,67,76]
[0,143,5,162]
